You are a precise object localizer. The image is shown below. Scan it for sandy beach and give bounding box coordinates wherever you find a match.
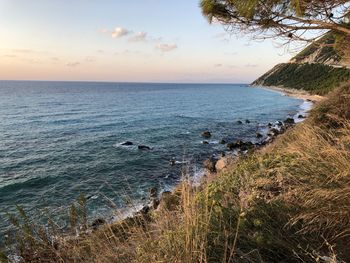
[256,85,325,102]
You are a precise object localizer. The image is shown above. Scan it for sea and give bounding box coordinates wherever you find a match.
[0,81,310,238]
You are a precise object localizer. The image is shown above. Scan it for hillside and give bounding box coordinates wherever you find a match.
[252,63,350,95]
[252,32,350,95]
[291,32,350,67]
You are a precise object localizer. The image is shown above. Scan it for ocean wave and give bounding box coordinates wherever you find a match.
[294,100,313,123]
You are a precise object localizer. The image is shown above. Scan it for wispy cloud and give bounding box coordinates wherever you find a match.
[224,51,238,56]
[12,49,48,55]
[155,43,178,52]
[129,32,147,42]
[111,27,130,38]
[85,56,96,63]
[245,63,258,68]
[2,54,17,58]
[66,62,80,67]
[21,58,41,64]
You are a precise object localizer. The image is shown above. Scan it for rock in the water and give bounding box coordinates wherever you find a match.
[149,187,158,198]
[201,131,212,138]
[203,158,217,172]
[140,205,150,214]
[227,140,244,150]
[227,140,254,151]
[268,122,273,127]
[121,141,133,146]
[284,118,295,124]
[202,140,209,144]
[298,114,306,119]
[138,145,151,150]
[268,128,280,136]
[91,218,106,230]
[219,139,227,144]
[237,120,243,125]
[256,132,263,138]
[245,119,251,124]
[170,158,176,166]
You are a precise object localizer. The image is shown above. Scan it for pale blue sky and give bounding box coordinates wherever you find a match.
[0,0,298,83]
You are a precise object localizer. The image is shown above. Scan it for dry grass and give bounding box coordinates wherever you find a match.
[2,82,350,263]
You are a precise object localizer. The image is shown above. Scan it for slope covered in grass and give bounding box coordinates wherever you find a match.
[3,82,350,262]
[252,63,350,95]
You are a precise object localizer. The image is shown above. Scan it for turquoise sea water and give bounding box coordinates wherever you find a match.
[0,81,304,236]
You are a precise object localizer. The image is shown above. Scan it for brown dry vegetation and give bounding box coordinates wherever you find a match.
[2,82,350,263]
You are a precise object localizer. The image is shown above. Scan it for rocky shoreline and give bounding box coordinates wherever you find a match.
[89,114,309,233]
[86,88,317,234]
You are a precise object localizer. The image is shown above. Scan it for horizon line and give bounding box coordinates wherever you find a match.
[0,79,250,85]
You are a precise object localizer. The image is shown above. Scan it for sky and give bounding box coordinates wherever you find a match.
[0,0,299,83]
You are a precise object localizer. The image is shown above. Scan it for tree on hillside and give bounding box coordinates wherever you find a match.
[200,0,350,43]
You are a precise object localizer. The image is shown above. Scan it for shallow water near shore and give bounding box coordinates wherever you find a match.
[0,81,305,237]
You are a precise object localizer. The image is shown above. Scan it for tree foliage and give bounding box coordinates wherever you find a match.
[200,0,350,42]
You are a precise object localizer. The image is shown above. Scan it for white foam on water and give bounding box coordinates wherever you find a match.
[191,166,206,186]
[110,202,145,222]
[294,100,314,123]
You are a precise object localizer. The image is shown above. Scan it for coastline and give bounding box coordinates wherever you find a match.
[113,87,318,219]
[253,85,325,102]
[117,89,319,224]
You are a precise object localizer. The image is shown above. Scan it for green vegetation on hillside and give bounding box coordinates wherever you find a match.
[2,82,350,262]
[254,63,350,95]
[291,32,343,64]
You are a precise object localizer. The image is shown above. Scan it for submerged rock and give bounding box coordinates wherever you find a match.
[170,158,176,166]
[121,141,133,146]
[237,120,243,125]
[219,139,227,144]
[202,140,209,144]
[245,119,251,124]
[138,145,151,150]
[201,131,212,138]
